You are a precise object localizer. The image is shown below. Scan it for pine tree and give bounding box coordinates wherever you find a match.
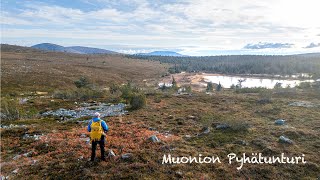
[172,76,177,89]
[216,82,222,91]
[206,82,213,92]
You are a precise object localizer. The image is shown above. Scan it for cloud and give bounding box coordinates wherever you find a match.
[304,42,320,48]
[243,42,294,49]
[1,0,320,55]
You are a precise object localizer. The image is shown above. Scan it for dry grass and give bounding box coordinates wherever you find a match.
[1,44,169,94]
[2,90,319,179]
[1,45,320,179]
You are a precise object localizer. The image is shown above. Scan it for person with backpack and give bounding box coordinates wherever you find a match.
[87,112,109,161]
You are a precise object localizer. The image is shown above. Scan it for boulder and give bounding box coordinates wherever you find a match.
[185,135,192,138]
[161,145,175,152]
[187,115,197,120]
[201,127,210,134]
[12,169,19,174]
[175,171,183,178]
[198,127,211,136]
[279,136,293,144]
[289,101,316,108]
[148,135,161,142]
[275,119,286,125]
[121,153,133,161]
[13,155,22,160]
[108,149,116,157]
[23,151,33,157]
[216,124,230,130]
[148,127,157,131]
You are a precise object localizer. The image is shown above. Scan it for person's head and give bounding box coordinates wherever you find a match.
[94,112,100,118]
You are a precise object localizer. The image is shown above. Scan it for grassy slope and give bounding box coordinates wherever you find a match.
[1,91,319,179]
[1,46,320,179]
[1,44,169,94]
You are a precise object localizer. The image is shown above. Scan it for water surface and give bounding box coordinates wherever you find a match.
[204,75,314,89]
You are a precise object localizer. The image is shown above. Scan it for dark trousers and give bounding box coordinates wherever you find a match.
[91,135,105,161]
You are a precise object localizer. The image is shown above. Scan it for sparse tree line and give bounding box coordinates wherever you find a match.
[126,55,320,78]
[70,77,146,110]
[1,77,147,121]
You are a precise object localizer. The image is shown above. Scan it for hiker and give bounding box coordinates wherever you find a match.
[87,112,109,161]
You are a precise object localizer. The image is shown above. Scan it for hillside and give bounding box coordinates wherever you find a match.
[1,44,169,94]
[1,45,320,179]
[31,43,118,54]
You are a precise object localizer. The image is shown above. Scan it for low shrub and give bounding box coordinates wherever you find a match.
[1,99,21,120]
[74,76,90,88]
[154,95,161,103]
[130,93,146,110]
[235,87,268,93]
[53,88,106,101]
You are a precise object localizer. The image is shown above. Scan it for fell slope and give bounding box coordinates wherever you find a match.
[1,44,169,93]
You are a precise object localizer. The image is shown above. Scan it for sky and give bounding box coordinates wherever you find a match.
[1,0,320,56]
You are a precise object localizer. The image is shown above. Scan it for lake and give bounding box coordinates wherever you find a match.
[203,75,315,89]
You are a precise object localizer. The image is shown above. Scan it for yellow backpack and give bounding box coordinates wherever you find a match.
[90,120,103,141]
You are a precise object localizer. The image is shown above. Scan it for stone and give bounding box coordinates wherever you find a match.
[23,151,33,157]
[275,119,285,125]
[185,135,191,138]
[279,136,293,144]
[197,127,211,136]
[41,103,127,120]
[168,115,174,119]
[1,124,27,129]
[216,124,230,130]
[12,169,19,174]
[161,145,175,151]
[78,156,83,160]
[175,171,183,178]
[187,115,197,120]
[19,98,28,104]
[31,160,38,165]
[80,134,87,138]
[201,127,210,134]
[234,140,248,146]
[22,134,30,139]
[289,101,317,108]
[148,135,161,142]
[148,127,156,131]
[121,153,133,160]
[108,149,116,157]
[13,155,22,160]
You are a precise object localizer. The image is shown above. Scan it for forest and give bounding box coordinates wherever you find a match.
[127,54,320,78]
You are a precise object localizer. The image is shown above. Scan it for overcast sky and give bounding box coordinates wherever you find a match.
[1,0,320,55]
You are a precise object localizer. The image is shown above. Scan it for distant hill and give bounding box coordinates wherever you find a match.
[136,51,186,56]
[1,44,43,53]
[294,52,320,57]
[31,43,119,54]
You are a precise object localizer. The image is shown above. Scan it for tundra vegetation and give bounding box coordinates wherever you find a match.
[1,45,320,179]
